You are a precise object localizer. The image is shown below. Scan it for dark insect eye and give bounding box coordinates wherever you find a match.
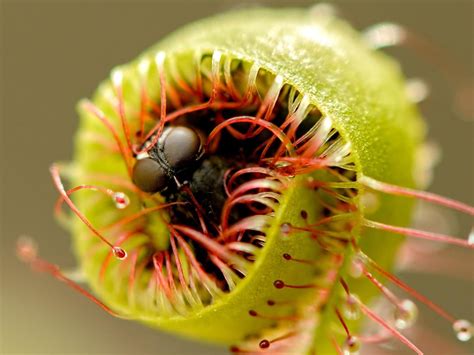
[163,126,203,169]
[132,158,168,193]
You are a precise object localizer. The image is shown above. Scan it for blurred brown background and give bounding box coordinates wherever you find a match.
[1,0,472,354]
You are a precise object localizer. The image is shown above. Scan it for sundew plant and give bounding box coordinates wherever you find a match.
[18,4,473,354]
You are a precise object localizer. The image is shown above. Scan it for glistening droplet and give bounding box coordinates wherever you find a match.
[259,339,270,349]
[342,335,360,355]
[349,256,364,279]
[113,246,127,260]
[453,319,472,342]
[113,192,130,209]
[280,223,292,236]
[341,294,361,320]
[394,299,418,330]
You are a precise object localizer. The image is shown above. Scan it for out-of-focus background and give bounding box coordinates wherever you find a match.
[1,1,472,354]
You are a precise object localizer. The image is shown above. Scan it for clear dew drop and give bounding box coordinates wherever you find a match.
[112,246,127,260]
[406,78,430,103]
[112,192,130,209]
[138,58,151,78]
[280,223,292,236]
[309,3,338,21]
[349,256,364,279]
[360,191,380,214]
[342,336,360,355]
[154,51,166,67]
[394,299,418,330]
[453,319,473,342]
[342,294,361,321]
[111,68,124,87]
[363,23,407,50]
[16,235,38,263]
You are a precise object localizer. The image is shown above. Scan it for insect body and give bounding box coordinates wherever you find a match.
[132,125,205,193]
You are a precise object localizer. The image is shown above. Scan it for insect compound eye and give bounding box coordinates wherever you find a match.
[162,126,204,170]
[132,158,168,193]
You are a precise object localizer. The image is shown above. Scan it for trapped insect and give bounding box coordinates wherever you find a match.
[18,4,473,354]
[132,125,205,193]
